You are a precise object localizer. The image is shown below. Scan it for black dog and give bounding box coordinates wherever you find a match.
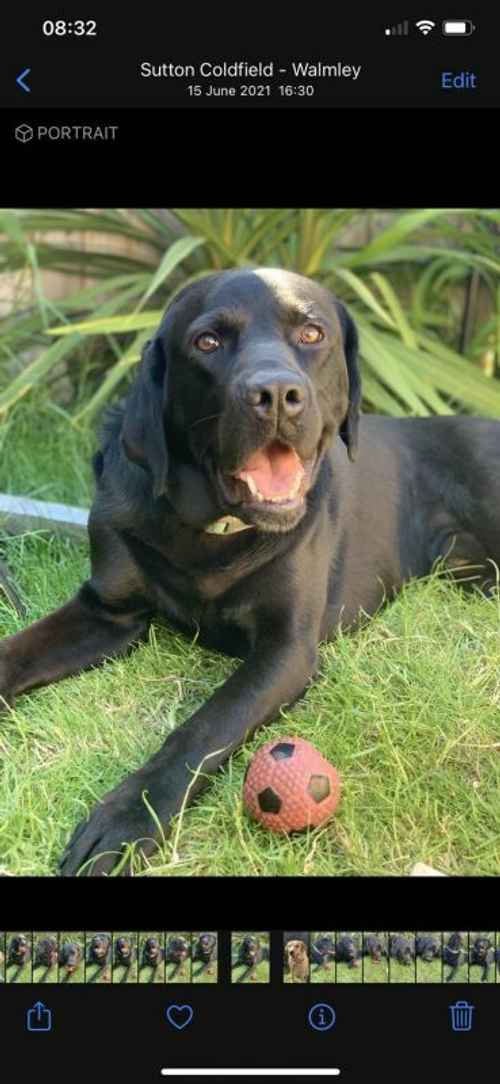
[311,934,336,971]
[87,933,111,968]
[363,935,386,963]
[336,935,360,969]
[2,268,500,875]
[469,936,494,982]
[233,935,264,981]
[193,933,217,974]
[415,935,441,962]
[443,932,466,983]
[59,941,82,977]
[389,936,414,966]
[236,935,263,967]
[114,936,136,969]
[141,937,164,970]
[7,934,31,969]
[166,936,191,977]
[33,937,59,976]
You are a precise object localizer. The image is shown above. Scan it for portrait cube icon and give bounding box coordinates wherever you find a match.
[15,125,34,143]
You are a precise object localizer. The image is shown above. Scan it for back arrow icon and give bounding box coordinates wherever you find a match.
[16,68,31,93]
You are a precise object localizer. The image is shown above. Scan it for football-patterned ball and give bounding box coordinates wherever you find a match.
[243,736,341,833]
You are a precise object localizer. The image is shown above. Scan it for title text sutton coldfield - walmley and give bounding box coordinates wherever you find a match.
[140,61,362,80]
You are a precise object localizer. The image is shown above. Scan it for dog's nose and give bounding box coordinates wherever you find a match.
[244,376,307,419]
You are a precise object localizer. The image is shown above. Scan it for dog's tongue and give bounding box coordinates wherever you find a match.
[234,441,304,499]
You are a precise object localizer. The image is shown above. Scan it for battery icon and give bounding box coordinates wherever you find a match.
[442,20,475,35]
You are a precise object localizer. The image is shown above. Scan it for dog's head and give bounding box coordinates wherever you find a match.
[120,268,361,534]
[168,936,190,961]
[242,935,260,960]
[315,935,336,958]
[286,939,307,964]
[116,936,134,960]
[364,936,383,962]
[60,941,81,972]
[197,933,217,958]
[144,937,162,958]
[9,934,30,960]
[418,937,439,962]
[474,937,491,961]
[89,933,110,959]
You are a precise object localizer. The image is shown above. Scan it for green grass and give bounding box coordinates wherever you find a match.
[232,959,269,984]
[2,407,500,877]
[389,932,416,983]
[362,934,389,983]
[363,957,389,983]
[310,965,336,984]
[416,933,442,983]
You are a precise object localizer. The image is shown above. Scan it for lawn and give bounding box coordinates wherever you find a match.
[1,407,500,877]
[416,933,442,983]
[363,934,389,983]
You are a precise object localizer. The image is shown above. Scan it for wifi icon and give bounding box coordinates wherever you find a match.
[416,19,436,34]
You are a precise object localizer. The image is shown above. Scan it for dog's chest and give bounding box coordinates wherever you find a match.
[156,577,256,658]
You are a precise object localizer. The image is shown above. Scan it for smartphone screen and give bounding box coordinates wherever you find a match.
[0,10,498,1081]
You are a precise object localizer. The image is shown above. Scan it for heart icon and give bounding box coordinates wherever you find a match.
[165,1004,194,1031]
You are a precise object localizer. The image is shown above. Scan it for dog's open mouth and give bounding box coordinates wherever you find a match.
[221,440,314,510]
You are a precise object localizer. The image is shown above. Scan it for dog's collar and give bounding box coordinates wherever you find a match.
[204,515,254,535]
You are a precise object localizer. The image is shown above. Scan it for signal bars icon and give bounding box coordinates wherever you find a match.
[385,19,437,36]
[385,20,409,35]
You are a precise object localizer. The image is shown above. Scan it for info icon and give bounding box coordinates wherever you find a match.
[308,1003,336,1031]
[15,124,34,143]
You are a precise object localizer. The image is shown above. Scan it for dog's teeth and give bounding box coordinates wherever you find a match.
[240,470,303,504]
[244,473,259,496]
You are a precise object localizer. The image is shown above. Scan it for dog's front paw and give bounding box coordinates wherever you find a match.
[58,771,173,876]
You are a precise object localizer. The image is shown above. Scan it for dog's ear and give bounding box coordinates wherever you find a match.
[335,300,362,462]
[121,335,169,498]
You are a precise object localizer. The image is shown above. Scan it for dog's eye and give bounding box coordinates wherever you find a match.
[195,332,220,353]
[298,324,324,344]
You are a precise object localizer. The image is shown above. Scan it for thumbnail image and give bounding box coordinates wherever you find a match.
[310,933,336,983]
[32,933,59,984]
[231,933,270,983]
[415,933,442,983]
[165,933,192,983]
[58,934,84,983]
[389,933,416,983]
[335,933,362,983]
[192,932,218,983]
[443,932,469,984]
[85,932,112,983]
[139,933,165,983]
[112,933,138,983]
[0,932,5,983]
[283,932,310,984]
[6,933,32,983]
[362,933,389,983]
[468,932,495,984]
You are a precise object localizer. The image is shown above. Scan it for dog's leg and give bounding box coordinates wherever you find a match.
[0,592,150,704]
[59,626,318,874]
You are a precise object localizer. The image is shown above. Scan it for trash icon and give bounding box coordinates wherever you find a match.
[449,1001,474,1032]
